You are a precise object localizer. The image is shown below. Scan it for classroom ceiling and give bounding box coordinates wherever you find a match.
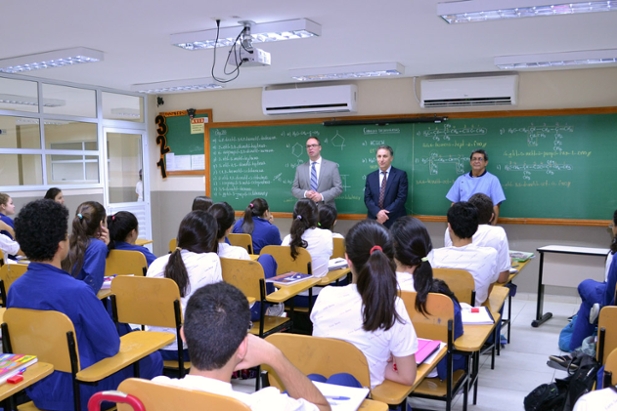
[2,0,617,93]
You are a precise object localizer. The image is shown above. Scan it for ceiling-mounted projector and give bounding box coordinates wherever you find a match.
[239,47,271,67]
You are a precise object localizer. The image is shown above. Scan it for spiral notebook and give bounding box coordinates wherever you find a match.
[415,338,442,364]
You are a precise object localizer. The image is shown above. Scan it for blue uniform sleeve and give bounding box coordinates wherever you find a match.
[232,219,244,233]
[446,176,462,203]
[80,239,108,293]
[265,224,282,246]
[78,288,120,360]
[453,300,464,340]
[142,248,157,267]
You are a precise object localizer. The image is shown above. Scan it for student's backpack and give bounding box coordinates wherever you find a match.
[524,353,601,411]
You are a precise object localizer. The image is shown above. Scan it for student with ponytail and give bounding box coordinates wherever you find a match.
[62,201,109,293]
[146,210,221,360]
[311,219,418,389]
[209,202,281,318]
[107,211,157,266]
[232,197,281,254]
[391,216,465,381]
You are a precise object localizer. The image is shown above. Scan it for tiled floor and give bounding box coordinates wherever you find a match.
[232,292,580,411]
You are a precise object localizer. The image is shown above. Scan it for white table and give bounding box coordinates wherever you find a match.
[532,245,609,327]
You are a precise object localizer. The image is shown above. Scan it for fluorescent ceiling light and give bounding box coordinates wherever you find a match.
[290,63,404,81]
[0,93,66,107]
[171,18,321,50]
[495,49,617,69]
[438,0,617,23]
[130,78,224,94]
[0,47,104,73]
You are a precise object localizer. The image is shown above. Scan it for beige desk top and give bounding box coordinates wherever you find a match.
[0,362,54,401]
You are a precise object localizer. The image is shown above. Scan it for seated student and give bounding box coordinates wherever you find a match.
[391,216,465,380]
[427,201,498,306]
[44,187,65,205]
[445,193,510,283]
[208,202,281,318]
[152,282,330,411]
[564,209,617,352]
[0,192,16,239]
[107,211,157,266]
[146,211,221,361]
[573,385,617,410]
[61,201,109,293]
[232,198,282,254]
[7,199,162,411]
[311,219,418,389]
[318,204,344,239]
[192,195,213,212]
[0,221,24,258]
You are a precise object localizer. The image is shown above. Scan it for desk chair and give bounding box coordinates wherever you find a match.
[168,238,177,253]
[433,268,476,306]
[386,291,468,411]
[263,334,388,411]
[105,250,148,277]
[332,237,345,259]
[0,263,28,307]
[228,233,253,254]
[220,257,292,339]
[260,245,314,313]
[602,347,617,387]
[598,306,617,365]
[264,333,371,389]
[1,308,174,411]
[0,249,4,266]
[110,276,188,377]
[113,378,250,411]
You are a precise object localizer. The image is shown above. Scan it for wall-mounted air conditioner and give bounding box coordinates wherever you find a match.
[262,84,357,115]
[420,74,518,108]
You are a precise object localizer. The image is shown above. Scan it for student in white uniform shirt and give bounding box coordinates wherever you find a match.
[146,211,221,361]
[311,219,418,389]
[153,282,329,411]
[444,193,510,283]
[428,201,498,306]
[207,202,280,317]
[281,199,333,306]
[573,386,617,411]
[0,220,22,258]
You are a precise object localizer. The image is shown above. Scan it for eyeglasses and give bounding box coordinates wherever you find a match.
[306,144,320,148]
[471,157,485,162]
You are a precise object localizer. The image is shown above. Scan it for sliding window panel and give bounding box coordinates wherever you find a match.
[44,121,98,150]
[42,84,96,118]
[0,116,41,149]
[0,77,38,113]
[102,92,144,123]
[0,154,43,185]
[46,154,99,184]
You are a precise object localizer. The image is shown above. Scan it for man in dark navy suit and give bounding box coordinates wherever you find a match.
[364,145,408,228]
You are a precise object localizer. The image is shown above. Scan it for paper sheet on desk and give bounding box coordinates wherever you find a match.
[312,381,369,411]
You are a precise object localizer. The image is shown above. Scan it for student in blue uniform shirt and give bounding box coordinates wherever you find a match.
[8,199,162,411]
[62,201,109,293]
[0,192,16,239]
[232,198,281,254]
[107,211,157,266]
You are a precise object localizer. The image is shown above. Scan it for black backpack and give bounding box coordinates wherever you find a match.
[524,354,601,411]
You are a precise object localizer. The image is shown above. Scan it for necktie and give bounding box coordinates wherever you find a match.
[310,162,318,191]
[379,171,387,209]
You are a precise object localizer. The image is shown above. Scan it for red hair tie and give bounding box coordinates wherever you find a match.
[369,245,383,255]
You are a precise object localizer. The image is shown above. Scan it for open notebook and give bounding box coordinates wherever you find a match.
[415,338,442,364]
[312,381,369,411]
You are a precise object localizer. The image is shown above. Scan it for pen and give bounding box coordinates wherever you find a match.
[325,396,350,401]
[18,367,27,374]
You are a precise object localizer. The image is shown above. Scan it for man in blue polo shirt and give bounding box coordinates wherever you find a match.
[446,149,506,223]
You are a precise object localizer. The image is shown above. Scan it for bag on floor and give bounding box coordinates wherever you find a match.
[524,353,601,411]
[558,314,576,352]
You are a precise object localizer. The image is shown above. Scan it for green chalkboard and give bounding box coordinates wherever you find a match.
[207,109,617,220]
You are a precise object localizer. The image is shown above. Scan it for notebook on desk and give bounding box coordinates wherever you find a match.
[461,304,495,325]
[312,381,369,411]
[0,354,38,385]
[415,338,442,364]
[266,272,312,286]
[328,258,348,271]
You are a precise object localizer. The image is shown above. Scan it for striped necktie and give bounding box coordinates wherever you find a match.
[379,171,387,208]
[310,162,318,191]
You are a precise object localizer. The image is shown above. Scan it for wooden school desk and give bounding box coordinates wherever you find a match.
[533,245,608,327]
[0,362,53,403]
[494,258,532,343]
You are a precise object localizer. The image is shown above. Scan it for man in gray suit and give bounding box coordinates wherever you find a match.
[292,136,343,209]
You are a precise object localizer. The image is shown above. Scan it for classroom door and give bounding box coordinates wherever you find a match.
[103,128,152,249]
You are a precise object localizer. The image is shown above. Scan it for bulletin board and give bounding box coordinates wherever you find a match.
[154,109,212,177]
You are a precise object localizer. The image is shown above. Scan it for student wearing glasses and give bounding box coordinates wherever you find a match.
[446,149,506,224]
[292,136,343,210]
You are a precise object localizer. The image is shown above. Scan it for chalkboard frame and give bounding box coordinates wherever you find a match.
[158,109,212,177]
[205,107,617,227]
